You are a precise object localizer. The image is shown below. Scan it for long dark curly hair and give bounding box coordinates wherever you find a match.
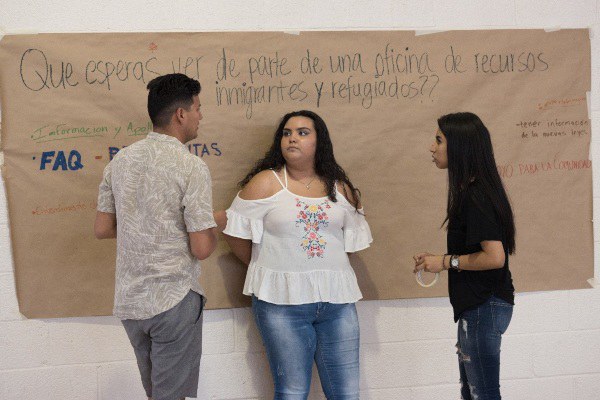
[240,110,361,210]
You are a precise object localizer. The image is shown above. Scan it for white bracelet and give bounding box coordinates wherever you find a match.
[416,270,440,288]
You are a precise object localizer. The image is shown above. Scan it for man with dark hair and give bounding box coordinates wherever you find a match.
[94,73,217,400]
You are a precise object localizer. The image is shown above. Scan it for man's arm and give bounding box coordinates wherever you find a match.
[189,228,217,260]
[183,161,219,260]
[94,211,117,239]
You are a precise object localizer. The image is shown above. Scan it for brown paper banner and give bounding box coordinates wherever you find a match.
[0,30,592,318]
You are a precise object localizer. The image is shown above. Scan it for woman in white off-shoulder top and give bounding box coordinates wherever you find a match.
[217,110,372,400]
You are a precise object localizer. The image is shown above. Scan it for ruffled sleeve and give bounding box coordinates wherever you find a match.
[223,194,272,244]
[343,207,373,252]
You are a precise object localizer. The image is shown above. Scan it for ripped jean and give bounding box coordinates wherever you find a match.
[456,296,513,400]
[252,296,360,400]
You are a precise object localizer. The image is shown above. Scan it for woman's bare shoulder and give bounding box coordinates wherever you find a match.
[239,169,282,200]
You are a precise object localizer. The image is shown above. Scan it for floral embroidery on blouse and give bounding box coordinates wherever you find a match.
[295,198,331,258]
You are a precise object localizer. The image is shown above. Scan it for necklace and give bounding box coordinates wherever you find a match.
[300,176,316,189]
[286,166,317,189]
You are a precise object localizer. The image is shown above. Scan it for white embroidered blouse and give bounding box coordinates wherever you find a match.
[223,168,373,305]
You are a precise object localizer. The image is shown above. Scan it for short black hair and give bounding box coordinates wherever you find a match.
[146,73,201,128]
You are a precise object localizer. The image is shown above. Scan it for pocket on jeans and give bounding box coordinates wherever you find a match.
[491,302,513,335]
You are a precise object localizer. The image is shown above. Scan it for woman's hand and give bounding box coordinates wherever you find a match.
[413,252,445,274]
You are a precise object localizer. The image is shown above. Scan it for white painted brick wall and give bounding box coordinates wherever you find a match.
[434,0,516,27]
[46,318,135,365]
[0,320,50,370]
[498,335,535,379]
[569,287,600,329]
[509,291,571,333]
[0,366,99,400]
[203,309,236,354]
[575,374,600,400]
[233,307,264,353]
[1,1,600,399]
[515,0,597,27]
[0,273,21,321]
[97,362,147,400]
[502,376,574,400]
[533,331,600,376]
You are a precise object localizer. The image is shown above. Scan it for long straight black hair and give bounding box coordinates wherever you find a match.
[438,112,515,254]
[240,110,361,210]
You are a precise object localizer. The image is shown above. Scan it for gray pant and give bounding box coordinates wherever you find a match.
[122,290,204,400]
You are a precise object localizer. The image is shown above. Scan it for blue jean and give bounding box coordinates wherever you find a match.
[456,296,513,400]
[252,296,360,400]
